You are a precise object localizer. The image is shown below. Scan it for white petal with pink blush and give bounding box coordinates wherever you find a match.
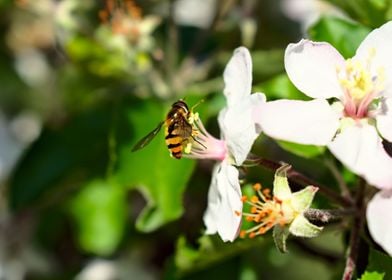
[366,190,392,256]
[328,124,392,189]
[284,39,345,99]
[223,47,253,106]
[219,92,266,165]
[257,99,340,146]
[203,163,242,242]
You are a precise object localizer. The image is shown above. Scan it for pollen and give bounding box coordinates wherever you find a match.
[253,183,262,191]
[240,183,295,239]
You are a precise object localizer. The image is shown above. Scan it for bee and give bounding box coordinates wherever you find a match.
[131,99,203,159]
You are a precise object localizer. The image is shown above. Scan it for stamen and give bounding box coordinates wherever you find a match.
[182,117,227,161]
[240,183,295,239]
[337,48,385,119]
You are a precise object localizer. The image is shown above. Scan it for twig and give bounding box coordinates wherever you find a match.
[250,156,353,207]
[324,156,353,203]
[342,178,366,280]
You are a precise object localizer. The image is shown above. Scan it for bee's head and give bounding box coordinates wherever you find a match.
[172,99,189,113]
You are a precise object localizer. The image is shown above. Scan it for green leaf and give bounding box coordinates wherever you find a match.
[174,234,267,277]
[9,106,111,210]
[254,73,309,101]
[360,271,385,280]
[114,99,196,232]
[251,49,285,79]
[324,0,392,28]
[360,249,392,279]
[277,140,326,159]
[309,16,371,58]
[69,179,127,255]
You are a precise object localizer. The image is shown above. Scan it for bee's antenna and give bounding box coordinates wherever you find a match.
[191,99,204,111]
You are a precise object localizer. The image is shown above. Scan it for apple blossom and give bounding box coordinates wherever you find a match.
[256,21,392,190]
[184,47,265,242]
[240,165,322,252]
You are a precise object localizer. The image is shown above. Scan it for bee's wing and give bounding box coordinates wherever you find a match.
[131,121,164,152]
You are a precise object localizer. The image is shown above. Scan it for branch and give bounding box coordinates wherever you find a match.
[249,156,353,207]
[342,178,366,280]
[324,156,353,203]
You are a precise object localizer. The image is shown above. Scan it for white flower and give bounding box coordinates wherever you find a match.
[366,190,392,256]
[256,21,392,189]
[187,47,265,242]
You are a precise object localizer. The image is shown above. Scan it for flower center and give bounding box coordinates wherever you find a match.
[239,184,295,238]
[337,48,385,118]
[182,113,228,161]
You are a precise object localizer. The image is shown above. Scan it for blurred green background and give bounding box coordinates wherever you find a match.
[0,0,391,279]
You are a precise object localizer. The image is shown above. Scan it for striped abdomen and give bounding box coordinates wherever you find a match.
[165,101,193,159]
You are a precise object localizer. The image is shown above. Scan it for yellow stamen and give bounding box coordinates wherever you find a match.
[240,183,297,239]
[337,48,384,105]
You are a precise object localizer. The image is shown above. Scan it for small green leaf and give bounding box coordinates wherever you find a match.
[277,140,326,159]
[289,215,323,238]
[360,271,385,280]
[361,249,392,279]
[273,225,290,253]
[309,16,371,58]
[69,179,127,256]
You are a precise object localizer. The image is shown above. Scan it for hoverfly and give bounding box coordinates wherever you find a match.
[131,99,204,159]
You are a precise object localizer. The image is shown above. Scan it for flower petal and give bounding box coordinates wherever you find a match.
[291,186,318,212]
[289,214,323,238]
[223,47,253,106]
[366,190,392,256]
[376,97,392,142]
[273,164,292,200]
[285,39,345,99]
[203,163,242,242]
[354,21,392,98]
[328,123,392,189]
[256,99,340,145]
[219,93,266,165]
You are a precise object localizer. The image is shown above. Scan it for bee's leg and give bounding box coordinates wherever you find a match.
[191,130,206,149]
